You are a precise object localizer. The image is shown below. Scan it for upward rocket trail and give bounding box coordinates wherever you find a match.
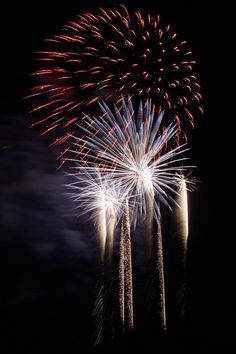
[155,217,167,331]
[119,197,133,332]
[144,189,166,331]
[170,176,191,328]
[173,177,189,266]
[96,191,107,261]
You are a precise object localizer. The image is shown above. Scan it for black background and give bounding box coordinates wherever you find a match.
[0,1,234,353]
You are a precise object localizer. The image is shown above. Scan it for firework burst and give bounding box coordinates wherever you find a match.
[66,166,128,342]
[27,4,203,148]
[66,164,134,332]
[66,98,195,335]
[69,98,193,226]
[66,166,126,259]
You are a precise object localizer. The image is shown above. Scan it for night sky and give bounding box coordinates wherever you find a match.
[0,1,234,353]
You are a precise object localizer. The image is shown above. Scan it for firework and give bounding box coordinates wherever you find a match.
[68,98,193,333]
[66,166,130,343]
[66,164,134,333]
[170,174,196,269]
[155,216,166,330]
[169,175,196,327]
[172,176,189,266]
[27,4,203,148]
[66,166,126,260]
[69,98,192,225]
[119,197,133,332]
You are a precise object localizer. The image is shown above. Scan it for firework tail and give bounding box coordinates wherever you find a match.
[173,177,189,266]
[153,214,167,331]
[102,209,116,344]
[95,196,119,345]
[94,193,108,346]
[93,213,106,346]
[95,192,107,261]
[119,222,125,330]
[119,197,134,334]
[170,176,189,328]
[144,190,166,332]
[123,198,134,332]
[144,189,155,259]
[104,211,116,267]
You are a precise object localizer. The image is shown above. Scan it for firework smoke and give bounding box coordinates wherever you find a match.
[27,5,202,148]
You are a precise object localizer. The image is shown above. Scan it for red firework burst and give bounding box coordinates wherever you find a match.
[26,4,203,154]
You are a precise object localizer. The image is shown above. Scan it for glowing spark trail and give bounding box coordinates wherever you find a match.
[174,176,189,265]
[143,190,167,331]
[144,188,155,258]
[170,175,196,327]
[120,197,133,332]
[119,223,125,328]
[96,190,107,260]
[28,5,203,148]
[155,216,166,331]
[104,209,116,268]
[171,175,196,271]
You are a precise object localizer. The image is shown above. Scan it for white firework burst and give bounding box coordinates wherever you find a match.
[68,97,193,224]
[65,166,129,260]
[66,166,126,222]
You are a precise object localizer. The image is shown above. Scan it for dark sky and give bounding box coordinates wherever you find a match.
[0,1,234,353]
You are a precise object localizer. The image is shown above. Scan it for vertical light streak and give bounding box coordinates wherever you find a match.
[102,209,116,344]
[119,197,134,332]
[95,190,107,261]
[155,216,167,331]
[170,176,189,328]
[104,209,116,267]
[144,188,155,258]
[123,197,134,331]
[171,176,189,269]
[119,222,125,329]
[175,177,189,266]
[94,191,106,346]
